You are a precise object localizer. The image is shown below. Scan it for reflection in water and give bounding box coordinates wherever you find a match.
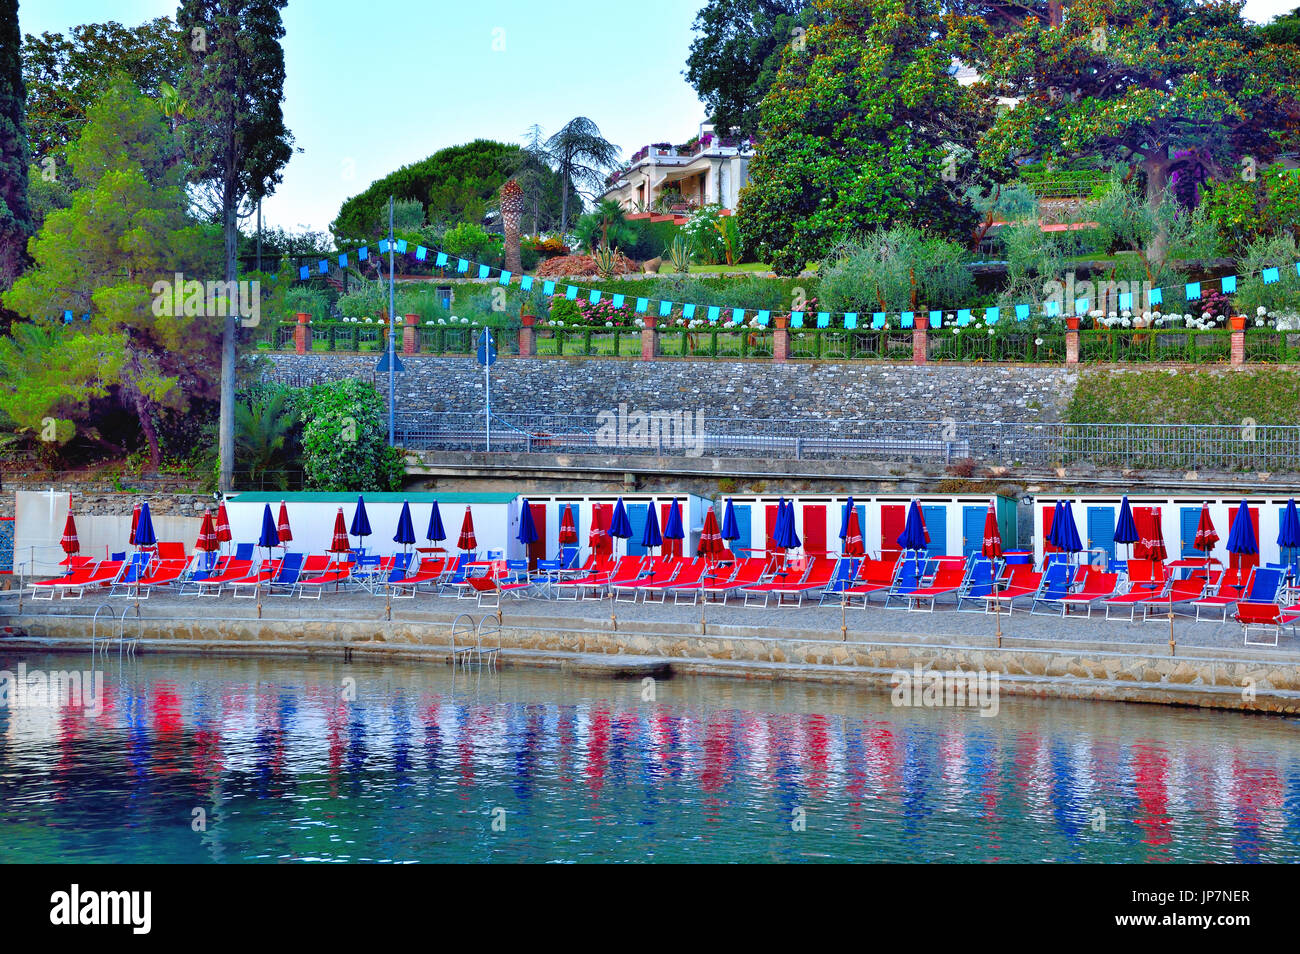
[1,652,1299,863]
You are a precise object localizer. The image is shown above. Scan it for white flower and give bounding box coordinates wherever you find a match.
[1034,337,1044,346]
[605,321,613,328]
[987,328,995,336]
[1258,306,1267,316]
[1256,319,1264,327]
[365,317,373,323]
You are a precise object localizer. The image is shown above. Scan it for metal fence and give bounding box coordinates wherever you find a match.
[395,414,1300,473]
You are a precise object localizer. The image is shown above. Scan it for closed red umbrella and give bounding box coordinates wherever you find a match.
[842,508,865,557]
[588,507,608,555]
[457,506,477,552]
[328,508,350,553]
[1193,502,1218,573]
[697,508,725,559]
[60,510,79,559]
[277,500,293,544]
[214,501,232,543]
[558,504,578,545]
[1135,507,1168,562]
[196,510,219,552]
[981,500,1003,558]
[128,501,141,546]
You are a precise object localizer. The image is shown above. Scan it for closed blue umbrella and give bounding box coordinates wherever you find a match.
[1114,495,1139,560]
[608,497,633,555]
[721,498,740,543]
[896,500,927,551]
[774,498,800,550]
[134,501,157,548]
[350,495,372,544]
[1046,499,1065,550]
[426,500,446,543]
[1277,499,1300,564]
[839,496,855,541]
[1057,500,1083,556]
[394,500,416,548]
[257,503,280,549]
[663,498,684,554]
[516,499,539,546]
[1226,499,1258,560]
[641,503,663,552]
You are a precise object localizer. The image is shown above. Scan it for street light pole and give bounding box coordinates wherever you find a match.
[387,195,396,446]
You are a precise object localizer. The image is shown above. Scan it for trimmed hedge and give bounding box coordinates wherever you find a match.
[1067,367,1300,426]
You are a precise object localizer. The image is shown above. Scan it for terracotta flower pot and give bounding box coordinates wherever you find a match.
[1229,315,1247,331]
[1066,316,1080,331]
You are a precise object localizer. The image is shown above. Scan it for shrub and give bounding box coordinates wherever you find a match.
[442,222,503,265]
[819,226,974,313]
[283,285,331,321]
[295,380,405,491]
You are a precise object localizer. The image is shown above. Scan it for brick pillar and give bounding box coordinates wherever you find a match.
[402,313,419,355]
[1230,315,1246,365]
[518,314,535,358]
[773,315,788,362]
[1065,316,1079,365]
[641,314,659,360]
[911,315,928,365]
[293,312,311,354]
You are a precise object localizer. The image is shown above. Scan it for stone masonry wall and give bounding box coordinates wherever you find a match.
[267,355,1076,423]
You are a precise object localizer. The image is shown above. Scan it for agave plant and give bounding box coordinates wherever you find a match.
[665,234,694,273]
[593,242,619,280]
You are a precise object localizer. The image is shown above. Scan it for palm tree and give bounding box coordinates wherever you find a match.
[545,117,621,233]
[234,390,297,489]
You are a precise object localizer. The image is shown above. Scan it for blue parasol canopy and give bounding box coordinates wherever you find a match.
[134,501,157,548]
[721,498,740,542]
[350,495,372,539]
[1114,496,1140,545]
[257,503,279,549]
[394,500,416,546]
[774,498,800,549]
[608,497,633,539]
[839,496,855,541]
[426,500,446,543]
[663,498,684,542]
[641,503,663,550]
[1278,498,1300,552]
[1056,500,1083,553]
[1226,499,1258,555]
[897,500,927,551]
[516,499,539,545]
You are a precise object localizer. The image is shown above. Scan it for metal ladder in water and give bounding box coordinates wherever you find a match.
[449,613,501,669]
[90,602,140,657]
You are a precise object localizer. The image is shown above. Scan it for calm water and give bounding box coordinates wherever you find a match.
[1,651,1298,863]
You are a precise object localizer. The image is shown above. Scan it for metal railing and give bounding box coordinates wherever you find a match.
[396,414,1300,473]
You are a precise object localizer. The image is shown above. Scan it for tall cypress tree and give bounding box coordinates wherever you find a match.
[0,0,33,292]
[176,0,293,492]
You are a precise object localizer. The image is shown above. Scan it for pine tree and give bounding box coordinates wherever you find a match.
[0,0,33,292]
[176,0,293,492]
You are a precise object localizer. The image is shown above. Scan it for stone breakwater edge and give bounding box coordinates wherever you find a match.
[6,597,1300,715]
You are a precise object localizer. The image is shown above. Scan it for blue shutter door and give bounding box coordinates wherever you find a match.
[1086,507,1116,563]
[626,503,648,555]
[732,505,751,556]
[962,506,985,558]
[922,505,946,557]
[1180,506,1200,558]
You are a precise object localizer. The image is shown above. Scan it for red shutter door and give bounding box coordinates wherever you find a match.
[802,504,826,557]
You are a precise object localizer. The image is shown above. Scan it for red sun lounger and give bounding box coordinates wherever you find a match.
[29,560,125,601]
[641,559,708,604]
[612,557,683,603]
[1236,601,1300,648]
[1053,571,1120,617]
[225,559,285,598]
[900,557,968,612]
[840,558,901,607]
[743,558,836,608]
[117,559,190,599]
[697,558,768,603]
[188,559,255,597]
[296,561,354,598]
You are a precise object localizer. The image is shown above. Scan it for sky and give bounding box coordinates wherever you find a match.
[18,0,1299,236]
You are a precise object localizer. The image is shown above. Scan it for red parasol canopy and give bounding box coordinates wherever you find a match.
[558,504,578,545]
[1193,503,1218,554]
[328,508,350,553]
[128,501,141,546]
[60,510,79,556]
[588,507,608,554]
[1134,507,1168,562]
[196,510,219,552]
[981,500,1003,558]
[277,500,293,544]
[457,506,477,552]
[698,508,725,559]
[214,502,232,543]
[843,508,865,557]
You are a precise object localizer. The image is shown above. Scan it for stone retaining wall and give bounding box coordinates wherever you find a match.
[266,354,1075,423]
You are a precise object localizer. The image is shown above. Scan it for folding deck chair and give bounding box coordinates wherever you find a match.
[900,556,968,612]
[1236,601,1300,647]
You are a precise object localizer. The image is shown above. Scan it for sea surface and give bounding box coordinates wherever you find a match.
[1,651,1298,863]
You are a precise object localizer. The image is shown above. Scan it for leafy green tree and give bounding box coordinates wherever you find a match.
[685,0,816,140]
[333,140,570,241]
[739,0,991,274]
[3,79,220,470]
[545,117,622,233]
[818,225,975,312]
[0,0,31,295]
[980,0,1300,265]
[21,17,183,162]
[575,199,636,252]
[1199,164,1300,254]
[1263,5,1300,46]
[296,380,404,492]
[177,0,294,493]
